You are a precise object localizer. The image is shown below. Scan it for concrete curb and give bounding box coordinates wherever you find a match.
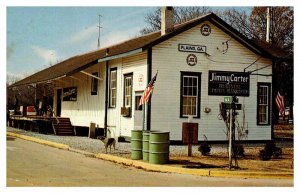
[95,153,292,179]
[7,132,293,179]
[7,132,69,150]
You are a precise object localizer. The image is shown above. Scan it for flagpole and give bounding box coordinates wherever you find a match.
[142,103,145,131]
[144,103,148,131]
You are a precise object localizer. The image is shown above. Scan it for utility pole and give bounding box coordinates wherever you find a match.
[97,14,102,49]
[266,7,271,43]
[228,108,233,170]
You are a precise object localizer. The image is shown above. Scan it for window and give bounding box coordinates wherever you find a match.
[91,72,98,95]
[257,83,271,125]
[124,73,133,108]
[180,72,201,118]
[109,68,117,107]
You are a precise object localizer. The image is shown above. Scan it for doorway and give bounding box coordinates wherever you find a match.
[134,92,143,130]
[56,89,62,117]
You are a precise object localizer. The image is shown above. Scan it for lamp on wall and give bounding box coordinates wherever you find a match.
[203,107,211,114]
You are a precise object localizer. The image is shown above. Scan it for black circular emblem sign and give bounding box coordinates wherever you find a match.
[201,24,211,36]
[186,54,197,66]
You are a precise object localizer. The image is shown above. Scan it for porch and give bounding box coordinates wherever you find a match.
[9,115,74,136]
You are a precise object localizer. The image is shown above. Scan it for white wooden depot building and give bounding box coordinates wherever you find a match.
[13,7,285,141]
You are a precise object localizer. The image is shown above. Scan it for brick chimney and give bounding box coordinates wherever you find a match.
[161,6,174,35]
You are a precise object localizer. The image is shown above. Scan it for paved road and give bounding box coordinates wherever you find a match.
[7,136,293,187]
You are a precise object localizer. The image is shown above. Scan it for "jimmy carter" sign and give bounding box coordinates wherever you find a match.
[208,71,250,96]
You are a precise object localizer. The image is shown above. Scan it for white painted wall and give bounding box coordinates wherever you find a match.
[54,62,106,128]
[151,21,272,141]
[53,52,148,138]
[53,21,273,141]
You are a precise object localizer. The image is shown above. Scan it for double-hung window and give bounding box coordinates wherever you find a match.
[124,73,133,108]
[180,72,201,118]
[91,72,98,95]
[257,83,271,125]
[109,68,117,107]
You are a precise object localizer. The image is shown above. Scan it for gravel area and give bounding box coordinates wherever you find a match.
[7,127,293,159]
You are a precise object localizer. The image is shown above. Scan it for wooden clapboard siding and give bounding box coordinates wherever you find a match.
[107,58,122,137]
[151,21,272,141]
[55,62,106,128]
[106,52,148,138]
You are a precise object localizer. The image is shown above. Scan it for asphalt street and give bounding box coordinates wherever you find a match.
[7,136,293,187]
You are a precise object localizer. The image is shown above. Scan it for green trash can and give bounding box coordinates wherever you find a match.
[131,130,143,160]
[142,131,150,161]
[149,132,170,164]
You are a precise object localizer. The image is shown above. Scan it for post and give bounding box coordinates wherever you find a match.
[229,108,233,170]
[144,104,148,131]
[188,144,192,157]
[266,7,271,43]
[142,104,145,131]
[188,125,193,156]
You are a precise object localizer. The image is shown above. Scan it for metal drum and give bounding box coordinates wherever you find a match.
[142,131,150,161]
[149,132,170,164]
[131,130,143,160]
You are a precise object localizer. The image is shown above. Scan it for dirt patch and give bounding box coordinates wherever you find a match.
[7,136,16,141]
[170,146,293,172]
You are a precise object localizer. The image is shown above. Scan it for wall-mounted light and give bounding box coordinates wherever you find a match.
[203,107,211,114]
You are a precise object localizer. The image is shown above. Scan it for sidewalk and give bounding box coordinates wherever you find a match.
[7,127,293,179]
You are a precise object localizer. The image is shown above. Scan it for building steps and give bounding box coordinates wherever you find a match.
[51,117,74,136]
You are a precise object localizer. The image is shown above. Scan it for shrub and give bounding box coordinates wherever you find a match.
[273,147,283,158]
[259,150,271,161]
[259,141,282,160]
[233,143,245,157]
[198,142,211,156]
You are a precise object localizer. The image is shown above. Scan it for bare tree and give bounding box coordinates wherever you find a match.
[220,8,256,40]
[250,7,293,50]
[141,6,293,51]
[140,7,212,34]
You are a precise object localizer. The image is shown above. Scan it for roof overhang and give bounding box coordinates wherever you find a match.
[97,48,143,63]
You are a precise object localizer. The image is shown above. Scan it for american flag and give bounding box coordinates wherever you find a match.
[139,72,158,106]
[275,92,285,116]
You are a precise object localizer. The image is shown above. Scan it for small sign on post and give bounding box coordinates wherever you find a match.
[224,96,232,104]
[182,122,199,156]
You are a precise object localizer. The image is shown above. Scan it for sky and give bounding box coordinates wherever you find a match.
[6,6,158,79]
[5,3,291,81]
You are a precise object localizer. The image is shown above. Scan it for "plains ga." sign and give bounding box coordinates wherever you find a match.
[178,44,206,53]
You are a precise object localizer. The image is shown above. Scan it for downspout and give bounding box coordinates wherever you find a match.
[104,61,109,137]
[147,48,152,131]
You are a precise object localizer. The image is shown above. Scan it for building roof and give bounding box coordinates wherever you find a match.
[11,13,288,87]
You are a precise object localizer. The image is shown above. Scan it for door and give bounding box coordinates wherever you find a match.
[134,92,143,130]
[56,89,62,117]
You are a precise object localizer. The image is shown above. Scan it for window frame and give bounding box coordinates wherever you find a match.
[257,82,271,125]
[109,68,117,108]
[123,73,133,109]
[91,72,99,95]
[180,71,201,118]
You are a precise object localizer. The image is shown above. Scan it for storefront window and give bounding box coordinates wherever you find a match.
[109,69,117,107]
[257,83,271,125]
[180,72,201,118]
[124,73,133,108]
